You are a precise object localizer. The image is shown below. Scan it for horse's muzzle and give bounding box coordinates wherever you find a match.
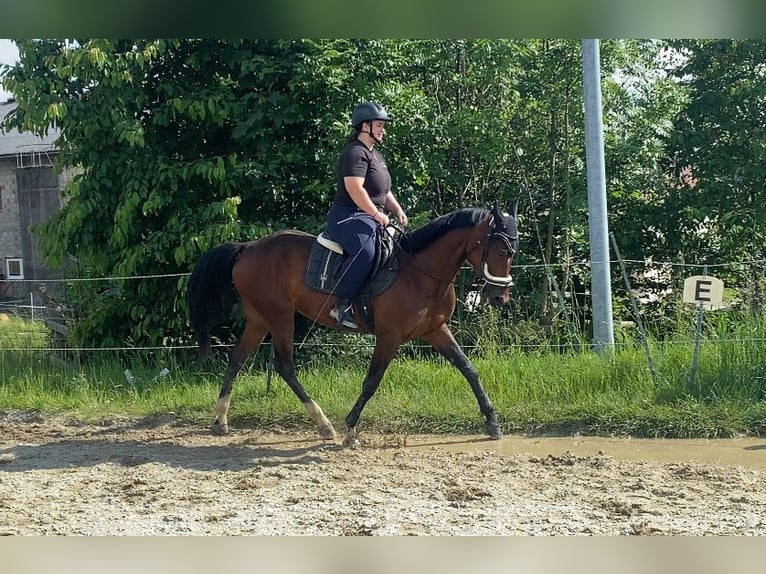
[488,292,510,306]
[482,284,511,307]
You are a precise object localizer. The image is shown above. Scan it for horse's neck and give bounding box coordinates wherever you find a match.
[408,228,474,283]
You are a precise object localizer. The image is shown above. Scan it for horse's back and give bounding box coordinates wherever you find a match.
[232,230,316,302]
[240,229,315,259]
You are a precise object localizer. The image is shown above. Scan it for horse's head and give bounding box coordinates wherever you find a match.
[467,201,519,306]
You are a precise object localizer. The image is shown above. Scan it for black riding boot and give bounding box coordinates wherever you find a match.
[330,297,357,329]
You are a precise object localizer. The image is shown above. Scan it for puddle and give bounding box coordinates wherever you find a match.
[404,434,766,470]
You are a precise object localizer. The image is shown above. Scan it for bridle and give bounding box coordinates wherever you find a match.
[388,212,517,287]
[475,220,517,288]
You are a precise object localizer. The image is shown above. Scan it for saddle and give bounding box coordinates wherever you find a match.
[306,227,400,330]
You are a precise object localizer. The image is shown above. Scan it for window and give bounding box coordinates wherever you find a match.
[5,258,23,280]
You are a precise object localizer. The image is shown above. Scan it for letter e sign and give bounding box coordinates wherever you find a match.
[682,275,724,309]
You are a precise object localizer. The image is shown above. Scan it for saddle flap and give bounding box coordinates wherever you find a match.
[306,233,399,298]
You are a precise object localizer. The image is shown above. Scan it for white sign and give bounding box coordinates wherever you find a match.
[682,275,724,309]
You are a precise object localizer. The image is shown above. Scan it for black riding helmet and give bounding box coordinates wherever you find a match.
[351,101,392,128]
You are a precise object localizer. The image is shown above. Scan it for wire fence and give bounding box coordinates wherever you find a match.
[2,253,766,357]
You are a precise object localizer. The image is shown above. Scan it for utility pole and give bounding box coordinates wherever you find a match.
[582,39,614,354]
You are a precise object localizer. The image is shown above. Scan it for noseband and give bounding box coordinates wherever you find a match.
[478,228,517,288]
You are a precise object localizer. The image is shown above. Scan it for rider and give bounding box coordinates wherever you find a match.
[326,101,408,329]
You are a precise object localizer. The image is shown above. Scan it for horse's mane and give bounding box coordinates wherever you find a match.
[400,208,489,254]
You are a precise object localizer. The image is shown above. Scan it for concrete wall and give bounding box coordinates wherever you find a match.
[16,166,62,282]
[0,156,23,278]
[0,156,71,298]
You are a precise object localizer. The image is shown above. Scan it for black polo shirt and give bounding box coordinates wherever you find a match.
[334,140,391,209]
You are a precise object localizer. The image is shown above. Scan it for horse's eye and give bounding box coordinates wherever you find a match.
[498,249,507,257]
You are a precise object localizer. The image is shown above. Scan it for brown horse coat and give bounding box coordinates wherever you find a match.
[187,205,519,446]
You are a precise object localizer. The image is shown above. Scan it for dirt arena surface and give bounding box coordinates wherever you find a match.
[1,411,764,535]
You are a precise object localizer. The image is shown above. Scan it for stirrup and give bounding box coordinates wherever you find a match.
[330,302,357,329]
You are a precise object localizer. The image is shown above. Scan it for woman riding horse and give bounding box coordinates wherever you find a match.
[187,202,519,447]
[325,101,408,329]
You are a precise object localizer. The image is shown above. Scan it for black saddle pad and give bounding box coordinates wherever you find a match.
[305,240,399,298]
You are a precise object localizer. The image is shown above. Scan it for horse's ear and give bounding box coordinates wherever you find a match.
[491,203,504,224]
[507,199,518,218]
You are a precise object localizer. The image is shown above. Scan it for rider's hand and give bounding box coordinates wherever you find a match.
[397,211,408,227]
[373,211,390,226]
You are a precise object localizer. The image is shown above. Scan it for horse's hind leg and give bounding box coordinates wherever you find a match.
[212,320,267,435]
[271,327,337,441]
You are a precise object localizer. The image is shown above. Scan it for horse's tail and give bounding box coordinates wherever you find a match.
[187,242,246,359]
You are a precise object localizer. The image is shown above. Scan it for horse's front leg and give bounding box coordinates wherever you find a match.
[424,324,502,439]
[343,335,401,448]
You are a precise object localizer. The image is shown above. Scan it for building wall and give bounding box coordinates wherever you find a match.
[16,165,63,282]
[0,156,22,276]
[0,156,71,298]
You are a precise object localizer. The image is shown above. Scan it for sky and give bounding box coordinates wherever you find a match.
[0,39,20,102]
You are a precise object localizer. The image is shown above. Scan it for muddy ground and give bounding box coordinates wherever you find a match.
[1,411,764,535]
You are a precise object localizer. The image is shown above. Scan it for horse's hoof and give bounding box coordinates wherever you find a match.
[486,421,503,440]
[211,421,229,436]
[318,424,338,441]
[342,428,360,448]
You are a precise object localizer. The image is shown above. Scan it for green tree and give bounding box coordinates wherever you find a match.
[660,40,766,312]
[0,38,690,348]
[665,40,766,263]
[1,39,376,347]
[495,40,687,335]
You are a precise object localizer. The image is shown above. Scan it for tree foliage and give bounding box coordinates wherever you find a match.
[2,39,378,346]
[3,39,761,347]
[665,40,766,265]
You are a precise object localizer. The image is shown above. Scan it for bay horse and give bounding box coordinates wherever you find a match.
[186,202,519,447]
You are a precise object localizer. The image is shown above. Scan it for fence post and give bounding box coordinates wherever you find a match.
[609,233,657,384]
[688,265,708,397]
[265,340,274,395]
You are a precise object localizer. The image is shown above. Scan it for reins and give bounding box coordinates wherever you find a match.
[392,218,516,288]
[301,214,514,348]
[388,222,466,285]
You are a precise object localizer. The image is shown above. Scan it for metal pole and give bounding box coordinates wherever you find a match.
[689,265,708,397]
[582,39,614,354]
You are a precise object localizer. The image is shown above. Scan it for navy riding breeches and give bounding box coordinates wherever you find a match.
[326,204,378,299]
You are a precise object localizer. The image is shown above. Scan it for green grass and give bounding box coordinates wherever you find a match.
[0,315,50,350]
[2,315,766,438]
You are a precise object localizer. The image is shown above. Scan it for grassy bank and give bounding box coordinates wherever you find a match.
[1,315,766,438]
